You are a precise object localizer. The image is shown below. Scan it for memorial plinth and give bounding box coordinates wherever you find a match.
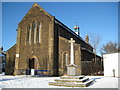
[67,64,77,76]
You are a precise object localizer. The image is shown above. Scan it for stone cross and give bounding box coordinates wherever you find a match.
[69,38,75,65]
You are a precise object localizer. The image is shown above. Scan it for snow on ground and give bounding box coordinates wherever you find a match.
[0,74,119,89]
[85,76,119,88]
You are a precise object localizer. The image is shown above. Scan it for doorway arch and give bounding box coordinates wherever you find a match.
[29,56,39,70]
[29,58,35,69]
[27,56,39,75]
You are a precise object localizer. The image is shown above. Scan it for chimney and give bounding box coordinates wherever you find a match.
[74,25,80,36]
[85,34,89,43]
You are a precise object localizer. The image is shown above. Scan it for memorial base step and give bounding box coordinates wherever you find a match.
[60,76,84,79]
[54,77,89,83]
[49,76,94,87]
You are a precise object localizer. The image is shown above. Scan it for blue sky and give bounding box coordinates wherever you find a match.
[2,2,118,55]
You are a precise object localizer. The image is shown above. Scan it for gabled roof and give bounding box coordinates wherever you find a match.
[32,3,52,17]
[18,3,93,48]
[7,44,16,52]
[18,3,52,25]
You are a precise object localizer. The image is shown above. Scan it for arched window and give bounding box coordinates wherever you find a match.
[62,52,68,75]
[26,25,31,44]
[29,25,32,44]
[32,21,37,44]
[26,26,29,43]
[62,52,69,67]
[33,21,37,44]
[38,22,41,43]
[32,21,36,29]
[65,54,68,66]
[26,25,30,43]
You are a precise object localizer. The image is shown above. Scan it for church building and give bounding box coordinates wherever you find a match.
[5,3,102,76]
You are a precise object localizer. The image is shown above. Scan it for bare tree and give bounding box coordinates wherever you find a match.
[89,33,101,74]
[89,33,101,54]
[101,41,118,54]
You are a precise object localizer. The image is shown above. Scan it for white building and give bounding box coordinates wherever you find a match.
[103,53,120,77]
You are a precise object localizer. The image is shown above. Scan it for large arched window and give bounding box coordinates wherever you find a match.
[26,24,31,44]
[29,25,32,44]
[38,22,41,43]
[32,21,37,44]
[26,26,29,43]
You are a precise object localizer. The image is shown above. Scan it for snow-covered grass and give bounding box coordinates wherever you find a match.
[0,75,119,89]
